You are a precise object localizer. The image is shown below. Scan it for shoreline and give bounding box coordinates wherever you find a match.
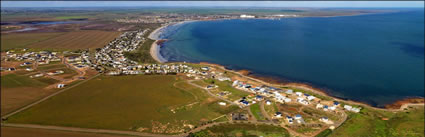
[148,24,169,63]
[198,62,424,111]
[146,11,424,110]
[148,20,198,63]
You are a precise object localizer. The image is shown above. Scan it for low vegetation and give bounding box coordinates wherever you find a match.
[28,30,120,50]
[1,32,64,50]
[124,38,157,63]
[250,103,265,121]
[188,123,290,137]
[329,106,424,137]
[6,75,239,134]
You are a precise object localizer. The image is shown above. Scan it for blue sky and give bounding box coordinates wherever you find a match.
[1,1,424,8]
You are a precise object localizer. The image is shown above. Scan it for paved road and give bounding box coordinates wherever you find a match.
[1,73,101,120]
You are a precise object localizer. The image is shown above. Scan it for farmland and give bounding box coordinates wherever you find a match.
[28,30,121,50]
[1,32,64,50]
[0,74,58,115]
[6,75,239,134]
[1,127,131,137]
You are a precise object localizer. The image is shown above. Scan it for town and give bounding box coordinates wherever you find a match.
[1,20,360,136]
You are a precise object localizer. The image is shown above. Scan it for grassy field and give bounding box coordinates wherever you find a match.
[204,79,250,101]
[124,38,157,63]
[1,74,47,88]
[6,75,239,134]
[250,103,266,121]
[189,123,290,137]
[1,73,58,115]
[329,106,424,137]
[37,64,67,71]
[1,32,64,50]
[29,30,120,50]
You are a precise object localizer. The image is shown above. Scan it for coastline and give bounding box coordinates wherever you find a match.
[146,13,424,110]
[198,62,424,111]
[148,24,168,63]
[148,20,199,63]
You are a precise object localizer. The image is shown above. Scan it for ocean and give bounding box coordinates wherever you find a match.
[159,9,424,107]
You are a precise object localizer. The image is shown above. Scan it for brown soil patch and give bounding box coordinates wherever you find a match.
[385,98,425,109]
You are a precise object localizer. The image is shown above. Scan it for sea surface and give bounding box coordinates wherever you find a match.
[160,9,424,107]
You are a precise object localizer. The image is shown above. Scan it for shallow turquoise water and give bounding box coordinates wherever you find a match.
[161,9,424,107]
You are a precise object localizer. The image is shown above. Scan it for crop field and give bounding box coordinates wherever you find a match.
[190,123,290,137]
[1,74,57,115]
[1,32,64,50]
[29,30,120,49]
[1,127,131,137]
[6,75,239,134]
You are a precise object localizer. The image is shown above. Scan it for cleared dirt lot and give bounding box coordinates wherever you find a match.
[1,127,131,137]
[28,30,120,49]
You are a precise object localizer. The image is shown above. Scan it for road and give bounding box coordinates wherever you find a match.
[259,100,273,121]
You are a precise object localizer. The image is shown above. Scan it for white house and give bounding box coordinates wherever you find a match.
[295,92,303,96]
[307,95,316,101]
[285,89,293,94]
[344,105,353,111]
[316,103,324,109]
[240,14,255,18]
[329,106,336,111]
[57,84,65,88]
[351,107,361,113]
[266,100,272,105]
[320,117,329,122]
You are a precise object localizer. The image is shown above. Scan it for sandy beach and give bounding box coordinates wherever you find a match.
[148,25,169,63]
[148,20,198,63]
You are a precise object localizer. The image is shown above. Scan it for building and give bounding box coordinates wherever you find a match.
[240,14,255,18]
[275,112,282,118]
[57,84,65,88]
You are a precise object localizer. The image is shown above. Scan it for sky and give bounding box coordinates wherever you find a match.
[1,1,424,8]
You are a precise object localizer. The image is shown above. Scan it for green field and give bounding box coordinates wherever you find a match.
[37,64,67,71]
[7,75,239,134]
[124,38,157,63]
[1,33,64,50]
[1,74,47,88]
[329,106,424,137]
[189,123,290,137]
[204,79,250,101]
[250,103,266,121]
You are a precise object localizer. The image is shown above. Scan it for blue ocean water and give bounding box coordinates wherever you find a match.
[160,9,424,107]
